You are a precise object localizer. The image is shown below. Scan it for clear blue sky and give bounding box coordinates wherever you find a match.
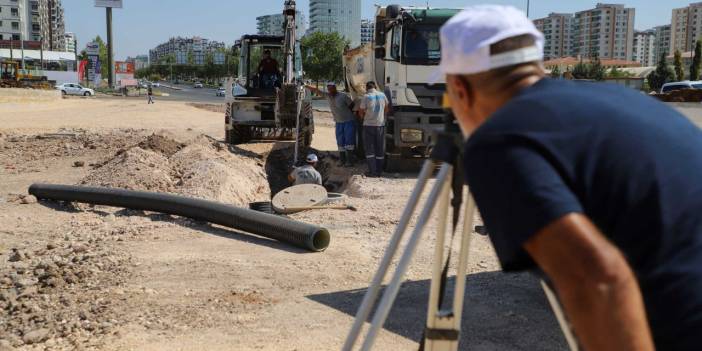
[63,0,688,60]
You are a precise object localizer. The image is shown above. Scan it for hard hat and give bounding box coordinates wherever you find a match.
[430,5,544,83]
[306,154,319,163]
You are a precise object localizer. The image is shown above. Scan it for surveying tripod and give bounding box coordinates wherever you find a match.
[342,107,580,351]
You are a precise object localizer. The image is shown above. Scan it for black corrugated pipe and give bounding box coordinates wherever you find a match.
[29,184,330,252]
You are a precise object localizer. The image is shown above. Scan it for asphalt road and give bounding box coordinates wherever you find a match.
[158,84,224,104]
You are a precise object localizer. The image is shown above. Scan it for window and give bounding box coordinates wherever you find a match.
[11,22,19,30]
[11,7,19,16]
[12,34,19,40]
[390,26,401,60]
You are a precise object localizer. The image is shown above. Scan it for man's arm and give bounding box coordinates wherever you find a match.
[524,214,655,351]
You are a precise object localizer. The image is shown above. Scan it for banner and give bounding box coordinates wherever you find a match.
[115,61,134,74]
[78,60,88,82]
[95,0,123,8]
[86,42,100,56]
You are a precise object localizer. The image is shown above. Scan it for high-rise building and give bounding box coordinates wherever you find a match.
[572,3,635,61]
[633,30,656,67]
[533,13,574,59]
[360,19,374,45]
[149,37,226,66]
[654,24,672,61]
[0,0,65,51]
[256,11,306,39]
[308,0,361,47]
[671,2,702,54]
[126,55,149,70]
[64,31,76,53]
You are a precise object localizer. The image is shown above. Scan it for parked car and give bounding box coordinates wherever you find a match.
[55,83,95,96]
[660,81,702,94]
[151,82,161,88]
[216,87,226,97]
[193,82,204,88]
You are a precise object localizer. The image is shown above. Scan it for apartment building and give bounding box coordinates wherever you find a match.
[360,18,374,45]
[671,2,702,54]
[63,31,75,53]
[0,0,65,51]
[308,0,361,47]
[256,11,306,39]
[149,37,226,66]
[572,3,635,60]
[534,13,574,59]
[633,30,656,66]
[653,24,672,61]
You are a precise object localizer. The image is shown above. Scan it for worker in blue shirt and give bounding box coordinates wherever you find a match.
[434,5,702,350]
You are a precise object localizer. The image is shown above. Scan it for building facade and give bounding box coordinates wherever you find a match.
[149,37,226,66]
[0,0,65,51]
[63,31,75,53]
[633,30,656,67]
[308,0,361,47]
[360,18,374,45]
[572,3,635,61]
[654,24,672,61]
[671,2,702,54]
[534,13,574,59]
[256,11,306,39]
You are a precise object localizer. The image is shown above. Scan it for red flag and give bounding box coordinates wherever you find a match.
[78,60,88,82]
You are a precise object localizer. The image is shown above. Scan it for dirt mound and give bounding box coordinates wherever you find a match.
[138,133,185,157]
[345,175,384,199]
[80,133,269,207]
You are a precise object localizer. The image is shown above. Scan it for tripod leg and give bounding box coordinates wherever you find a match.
[360,164,453,351]
[342,160,436,351]
[541,280,580,351]
[424,192,476,351]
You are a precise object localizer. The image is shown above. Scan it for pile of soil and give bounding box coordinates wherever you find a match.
[81,134,269,207]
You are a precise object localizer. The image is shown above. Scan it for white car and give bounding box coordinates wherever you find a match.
[216,87,226,97]
[193,82,204,88]
[152,82,161,88]
[55,83,95,97]
[660,80,702,94]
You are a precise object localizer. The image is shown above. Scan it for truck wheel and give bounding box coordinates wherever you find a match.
[230,125,252,144]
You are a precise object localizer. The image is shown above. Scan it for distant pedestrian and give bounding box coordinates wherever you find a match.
[358,81,389,177]
[288,154,323,186]
[147,85,154,104]
[326,82,357,166]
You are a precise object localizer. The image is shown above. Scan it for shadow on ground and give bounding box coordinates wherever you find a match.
[307,271,569,350]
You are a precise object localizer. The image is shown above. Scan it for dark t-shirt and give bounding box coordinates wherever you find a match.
[463,78,702,349]
[258,58,279,74]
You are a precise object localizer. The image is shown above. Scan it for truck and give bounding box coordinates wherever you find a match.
[344,5,460,170]
[224,0,313,161]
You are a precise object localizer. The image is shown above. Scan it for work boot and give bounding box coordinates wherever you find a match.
[344,151,356,167]
[366,158,377,177]
[338,151,347,166]
[375,158,385,177]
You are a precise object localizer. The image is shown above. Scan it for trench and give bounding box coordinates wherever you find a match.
[263,144,347,198]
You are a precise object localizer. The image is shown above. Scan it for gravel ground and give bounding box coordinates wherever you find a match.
[0,98,579,350]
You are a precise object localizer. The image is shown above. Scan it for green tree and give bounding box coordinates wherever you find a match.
[572,59,589,79]
[301,32,348,85]
[648,54,675,92]
[588,57,606,81]
[691,40,702,81]
[674,50,685,81]
[550,65,561,78]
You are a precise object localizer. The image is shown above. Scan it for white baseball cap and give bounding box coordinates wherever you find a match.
[306,154,319,163]
[430,5,544,83]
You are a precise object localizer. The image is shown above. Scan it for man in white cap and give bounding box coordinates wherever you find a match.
[288,153,323,186]
[326,82,357,166]
[438,5,702,350]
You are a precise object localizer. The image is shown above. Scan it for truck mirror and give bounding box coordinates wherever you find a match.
[375,48,386,59]
[386,5,401,19]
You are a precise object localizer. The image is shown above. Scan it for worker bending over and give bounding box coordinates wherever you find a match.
[288,154,323,186]
[438,5,702,350]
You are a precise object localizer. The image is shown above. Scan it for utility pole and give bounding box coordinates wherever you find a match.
[527,0,530,18]
[106,7,114,87]
[19,5,25,71]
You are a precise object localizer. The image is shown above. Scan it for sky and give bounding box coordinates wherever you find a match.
[63,0,691,60]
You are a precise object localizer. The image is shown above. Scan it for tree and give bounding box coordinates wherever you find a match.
[608,66,634,78]
[550,65,561,78]
[691,40,702,81]
[572,59,589,79]
[301,32,348,85]
[588,57,606,81]
[648,54,675,92]
[674,50,685,81]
